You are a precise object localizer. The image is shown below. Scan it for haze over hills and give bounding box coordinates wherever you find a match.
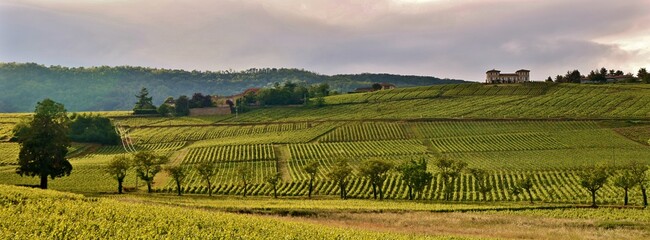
[0,62,466,112]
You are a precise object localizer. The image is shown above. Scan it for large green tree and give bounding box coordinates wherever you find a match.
[133,87,157,114]
[106,155,131,194]
[15,99,72,189]
[132,151,169,193]
[613,168,636,205]
[399,158,433,200]
[236,164,252,197]
[359,158,393,200]
[578,164,610,207]
[436,158,467,201]
[166,165,186,196]
[468,168,493,201]
[303,161,319,198]
[328,159,352,199]
[196,161,218,196]
[628,161,649,207]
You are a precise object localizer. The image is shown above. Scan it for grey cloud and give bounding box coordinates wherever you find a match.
[1,0,648,80]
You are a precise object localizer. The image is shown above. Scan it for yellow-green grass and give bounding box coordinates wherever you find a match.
[0,185,454,239]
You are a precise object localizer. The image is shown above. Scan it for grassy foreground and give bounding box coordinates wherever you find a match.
[0,185,461,239]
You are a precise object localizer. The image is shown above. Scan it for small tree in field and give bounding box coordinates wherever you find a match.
[132,151,169,193]
[197,161,218,196]
[15,99,72,189]
[399,158,433,200]
[628,161,649,207]
[359,158,393,200]
[613,168,636,205]
[328,159,352,199]
[106,155,131,194]
[166,165,186,196]
[266,173,281,198]
[436,158,467,201]
[303,161,319,198]
[236,165,252,197]
[578,164,610,207]
[517,175,535,204]
[468,168,492,201]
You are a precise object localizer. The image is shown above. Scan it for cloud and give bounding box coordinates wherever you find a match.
[1,0,649,81]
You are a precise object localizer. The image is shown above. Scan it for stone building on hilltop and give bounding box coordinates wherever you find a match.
[485,69,530,84]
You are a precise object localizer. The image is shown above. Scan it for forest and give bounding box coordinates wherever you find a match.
[0,62,464,112]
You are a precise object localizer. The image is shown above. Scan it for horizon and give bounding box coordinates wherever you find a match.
[1,0,649,81]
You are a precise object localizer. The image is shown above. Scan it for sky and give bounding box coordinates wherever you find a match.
[1,0,649,81]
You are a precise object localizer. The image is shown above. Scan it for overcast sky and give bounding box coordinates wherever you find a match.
[1,0,649,81]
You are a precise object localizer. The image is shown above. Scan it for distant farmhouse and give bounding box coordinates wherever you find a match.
[353,82,396,93]
[485,69,530,84]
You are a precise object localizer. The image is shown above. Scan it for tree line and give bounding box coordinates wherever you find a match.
[132,87,215,116]
[104,153,649,207]
[0,62,461,112]
[547,67,650,83]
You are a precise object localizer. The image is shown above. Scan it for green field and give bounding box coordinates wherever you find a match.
[1,83,650,239]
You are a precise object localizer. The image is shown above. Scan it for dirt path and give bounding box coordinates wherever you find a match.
[153,144,192,189]
[273,145,292,182]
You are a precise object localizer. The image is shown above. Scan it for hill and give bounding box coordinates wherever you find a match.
[0,62,465,112]
[229,82,650,122]
[1,83,650,239]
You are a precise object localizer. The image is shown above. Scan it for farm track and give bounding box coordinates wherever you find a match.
[273,145,292,182]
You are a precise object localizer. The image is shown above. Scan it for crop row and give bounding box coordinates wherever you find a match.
[130,122,324,144]
[288,140,428,160]
[429,133,561,153]
[320,122,410,142]
[0,142,19,165]
[183,144,276,163]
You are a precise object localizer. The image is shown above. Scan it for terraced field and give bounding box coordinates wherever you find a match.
[1,83,650,207]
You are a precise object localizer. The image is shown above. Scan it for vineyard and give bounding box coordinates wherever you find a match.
[1,83,650,238]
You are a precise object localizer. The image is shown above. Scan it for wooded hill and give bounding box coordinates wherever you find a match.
[0,62,465,112]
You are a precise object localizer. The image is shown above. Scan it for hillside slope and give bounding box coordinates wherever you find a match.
[0,62,464,112]
[229,83,650,122]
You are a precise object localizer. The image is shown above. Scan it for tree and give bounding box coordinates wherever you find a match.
[628,161,649,207]
[359,158,393,200]
[468,168,492,201]
[371,83,382,91]
[196,161,218,196]
[174,95,190,116]
[15,99,72,189]
[157,104,172,117]
[328,159,352,199]
[566,70,583,83]
[545,76,553,82]
[133,87,157,114]
[189,93,213,108]
[577,164,610,207]
[166,165,186,196]
[106,155,131,194]
[436,158,467,201]
[638,68,650,83]
[236,165,252,197]
[399,158,433,200]
[303,161,319,198]
[69,114,120,145]
[266,173,281,198]
[516,175,535,204]
[613,168,636,205]
[132,151,169,193]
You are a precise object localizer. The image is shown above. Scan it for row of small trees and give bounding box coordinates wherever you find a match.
[106,153,649,207]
